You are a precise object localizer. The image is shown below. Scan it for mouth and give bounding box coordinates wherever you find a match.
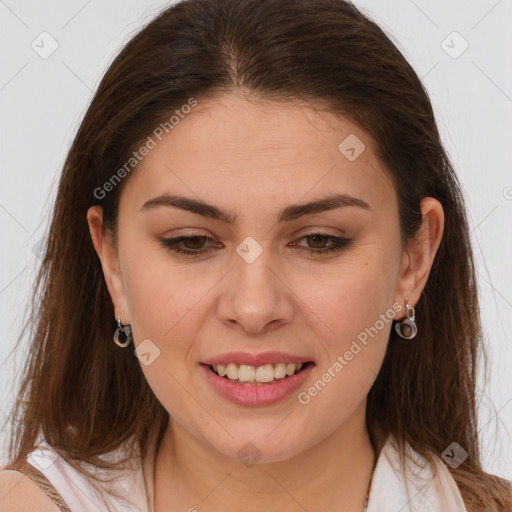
[203,361,315,386]
[201,359,315,406]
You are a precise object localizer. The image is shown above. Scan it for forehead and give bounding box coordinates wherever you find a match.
[120,92,395,219]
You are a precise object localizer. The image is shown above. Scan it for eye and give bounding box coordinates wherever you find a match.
[159,235,219,256]
[290,233,352,255]
[158,233,352,258]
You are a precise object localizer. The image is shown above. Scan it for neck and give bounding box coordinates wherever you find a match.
[153,402,376,512]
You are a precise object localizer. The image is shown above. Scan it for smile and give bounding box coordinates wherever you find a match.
[211,362,306,384]
[200,361,315,406]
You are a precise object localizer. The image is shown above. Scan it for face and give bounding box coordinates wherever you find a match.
[88,92,436,463]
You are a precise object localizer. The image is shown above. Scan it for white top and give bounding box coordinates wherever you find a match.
[26,429,468,512]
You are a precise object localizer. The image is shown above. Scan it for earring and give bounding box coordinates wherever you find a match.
[114,316,133,347]
[395,300,417,339]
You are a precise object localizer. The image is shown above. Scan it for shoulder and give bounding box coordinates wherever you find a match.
[0,469,61,512]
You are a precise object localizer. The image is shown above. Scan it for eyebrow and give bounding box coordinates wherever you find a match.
[140,193,370,224]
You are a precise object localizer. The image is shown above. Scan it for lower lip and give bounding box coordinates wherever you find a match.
[200,363,314,406]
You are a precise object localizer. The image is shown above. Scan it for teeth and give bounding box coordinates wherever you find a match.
[255,364,275,382]
[226,363,239,380]
[286,363,296,376]
[238,365,256,382]
[211,362,305,383]
[274,363,287,379]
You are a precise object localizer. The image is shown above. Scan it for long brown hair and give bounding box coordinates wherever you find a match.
[3,0,511,510]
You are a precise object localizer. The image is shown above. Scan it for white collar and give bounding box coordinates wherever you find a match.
[367,436,468,511]
[29,426,468,511]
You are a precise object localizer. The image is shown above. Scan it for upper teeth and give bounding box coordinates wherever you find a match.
[213,362,304,382]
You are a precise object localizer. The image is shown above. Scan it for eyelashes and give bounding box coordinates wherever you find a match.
[159,233,352,258]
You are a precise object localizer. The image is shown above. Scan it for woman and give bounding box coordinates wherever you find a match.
[1,0,511,511]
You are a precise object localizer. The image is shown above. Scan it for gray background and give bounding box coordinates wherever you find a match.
[1,0,511,479]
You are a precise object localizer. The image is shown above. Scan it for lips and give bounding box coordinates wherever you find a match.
[202,351,313,367]
[201,360,315,406]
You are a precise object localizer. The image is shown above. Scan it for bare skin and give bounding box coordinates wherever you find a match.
[88,92,444,512]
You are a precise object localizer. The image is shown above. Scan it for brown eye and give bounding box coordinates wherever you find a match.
[160,233,351,258]
[291,233,353,255]
[159,235,220,256]
[306,234,330,249]
[182,236,207,250]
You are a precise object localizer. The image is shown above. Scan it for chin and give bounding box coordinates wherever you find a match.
[207,430,307,466]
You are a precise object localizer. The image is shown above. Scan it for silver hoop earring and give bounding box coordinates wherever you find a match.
[114,316,132,347]
[395,301,417,339]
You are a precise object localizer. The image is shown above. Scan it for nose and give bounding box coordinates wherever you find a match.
[217,245,294,335]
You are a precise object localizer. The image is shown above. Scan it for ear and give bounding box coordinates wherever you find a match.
[86,205,130,323]
[394,197,444,319]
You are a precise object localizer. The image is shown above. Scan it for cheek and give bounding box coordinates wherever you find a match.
[121,240,209,341]
[305,251,397,332]
[121,248,211,430]
[292,246,399,385]
[294,257,396,428]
